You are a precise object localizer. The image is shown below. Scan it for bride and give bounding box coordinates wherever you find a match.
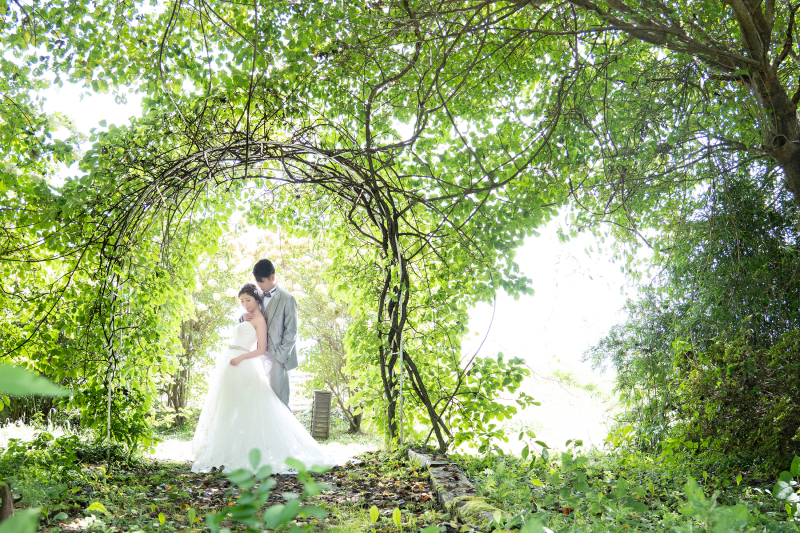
[191,283,339,473]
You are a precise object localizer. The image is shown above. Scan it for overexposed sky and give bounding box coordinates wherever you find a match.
[43,85,144,142]
[464,222,632,374]
[41,84,638,374]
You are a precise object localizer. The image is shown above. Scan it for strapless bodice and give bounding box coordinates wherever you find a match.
[229,321,257,352]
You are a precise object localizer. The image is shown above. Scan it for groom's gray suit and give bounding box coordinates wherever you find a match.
[258,285,299,408]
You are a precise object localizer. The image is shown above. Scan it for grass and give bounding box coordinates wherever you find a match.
[0,425,427,532]
[8,412,798,532]
[451,434,800,532]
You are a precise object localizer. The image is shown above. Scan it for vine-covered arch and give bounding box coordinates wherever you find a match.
[1,0,569,452]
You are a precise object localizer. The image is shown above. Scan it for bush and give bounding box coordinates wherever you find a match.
[673,330,800,465]
[587,174,800,456]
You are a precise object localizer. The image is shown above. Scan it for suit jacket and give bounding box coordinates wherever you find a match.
[260,285,299,371]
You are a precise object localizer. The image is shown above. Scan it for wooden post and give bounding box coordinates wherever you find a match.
[310,390,333,440]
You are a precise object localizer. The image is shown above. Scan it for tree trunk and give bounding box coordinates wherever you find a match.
[751,71,800,204]
[403,352,450,452]
[348,412,362,433]
[169,320,193,427]
[0,482,13,523]
[167,361,190,426]
[329,384,362,433]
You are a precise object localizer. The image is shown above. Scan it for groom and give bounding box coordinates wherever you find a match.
[241,259,299,408]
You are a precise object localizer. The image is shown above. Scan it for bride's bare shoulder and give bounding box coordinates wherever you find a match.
[249,313,267,327]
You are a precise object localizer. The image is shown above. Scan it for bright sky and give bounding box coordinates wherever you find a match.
[41,84,637,376]
[463,222,632,375]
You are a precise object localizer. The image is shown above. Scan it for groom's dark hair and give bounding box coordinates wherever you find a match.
[252,259,275,281]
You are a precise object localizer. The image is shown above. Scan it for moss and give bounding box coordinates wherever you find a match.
[447,495,506,525]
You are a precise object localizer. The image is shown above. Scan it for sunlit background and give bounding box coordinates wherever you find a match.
[37,82,644,453]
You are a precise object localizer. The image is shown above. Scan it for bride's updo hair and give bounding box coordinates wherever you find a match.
[238,283,260,301]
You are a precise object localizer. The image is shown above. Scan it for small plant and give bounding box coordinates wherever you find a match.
[773,456,800,519]
[369,504,380,525]
[392,506,401,529]
[205,449,330,533]
[673,477,749,532]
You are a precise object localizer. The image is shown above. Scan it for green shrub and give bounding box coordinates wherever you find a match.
[673,331,800,465]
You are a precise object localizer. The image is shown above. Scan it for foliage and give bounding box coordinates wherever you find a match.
[366,1,800,242]
[446,353,538,452]
[9,426,800,532]
[205,450,329,533]
[1,0,566,451]
[457,435,800,532]
[0,364,69,398]
[773,456,800,520]
[586,174,800,455]
[671,330,800,466]
[8,0,800,461]
[0,508,40,533]
[0,428,439,532]
[0,201,215,450]
[0,367,69,533]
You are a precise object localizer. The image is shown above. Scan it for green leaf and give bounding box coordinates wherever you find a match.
[285,457,306,472]
[302,481,331,497]
[206,512,225,533]
[0,364,70,397]
[774,480,796,501]
[227,469,253,485]
[258,478,276,494]
[545,473,561,485]
[249,448,261,470]
[392,507,401,528]
[255,464,273,480]
[369,505,380,524]
[237,493,255,506]
[277,499,302,524]
[299,505,328,519]
[86,501,110,516]
[0,508,40,533]
[573,471,591,493]
[622,498,648,513]
[792,456,800,477]
[520,518,547,533]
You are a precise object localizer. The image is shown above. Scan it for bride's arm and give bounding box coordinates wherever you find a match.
[229,318,268,366]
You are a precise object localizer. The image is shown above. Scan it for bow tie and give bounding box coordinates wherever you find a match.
[263,287,278,299]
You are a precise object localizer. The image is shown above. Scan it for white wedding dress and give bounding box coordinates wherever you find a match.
[191,321,341,473]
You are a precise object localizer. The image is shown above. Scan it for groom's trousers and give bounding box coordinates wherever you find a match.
[270,364,291,409]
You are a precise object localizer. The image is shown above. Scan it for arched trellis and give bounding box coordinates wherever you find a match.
[68,91,549,449]
[0,0,575,453]
[83,129,446,447]
[0,0,572,450]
